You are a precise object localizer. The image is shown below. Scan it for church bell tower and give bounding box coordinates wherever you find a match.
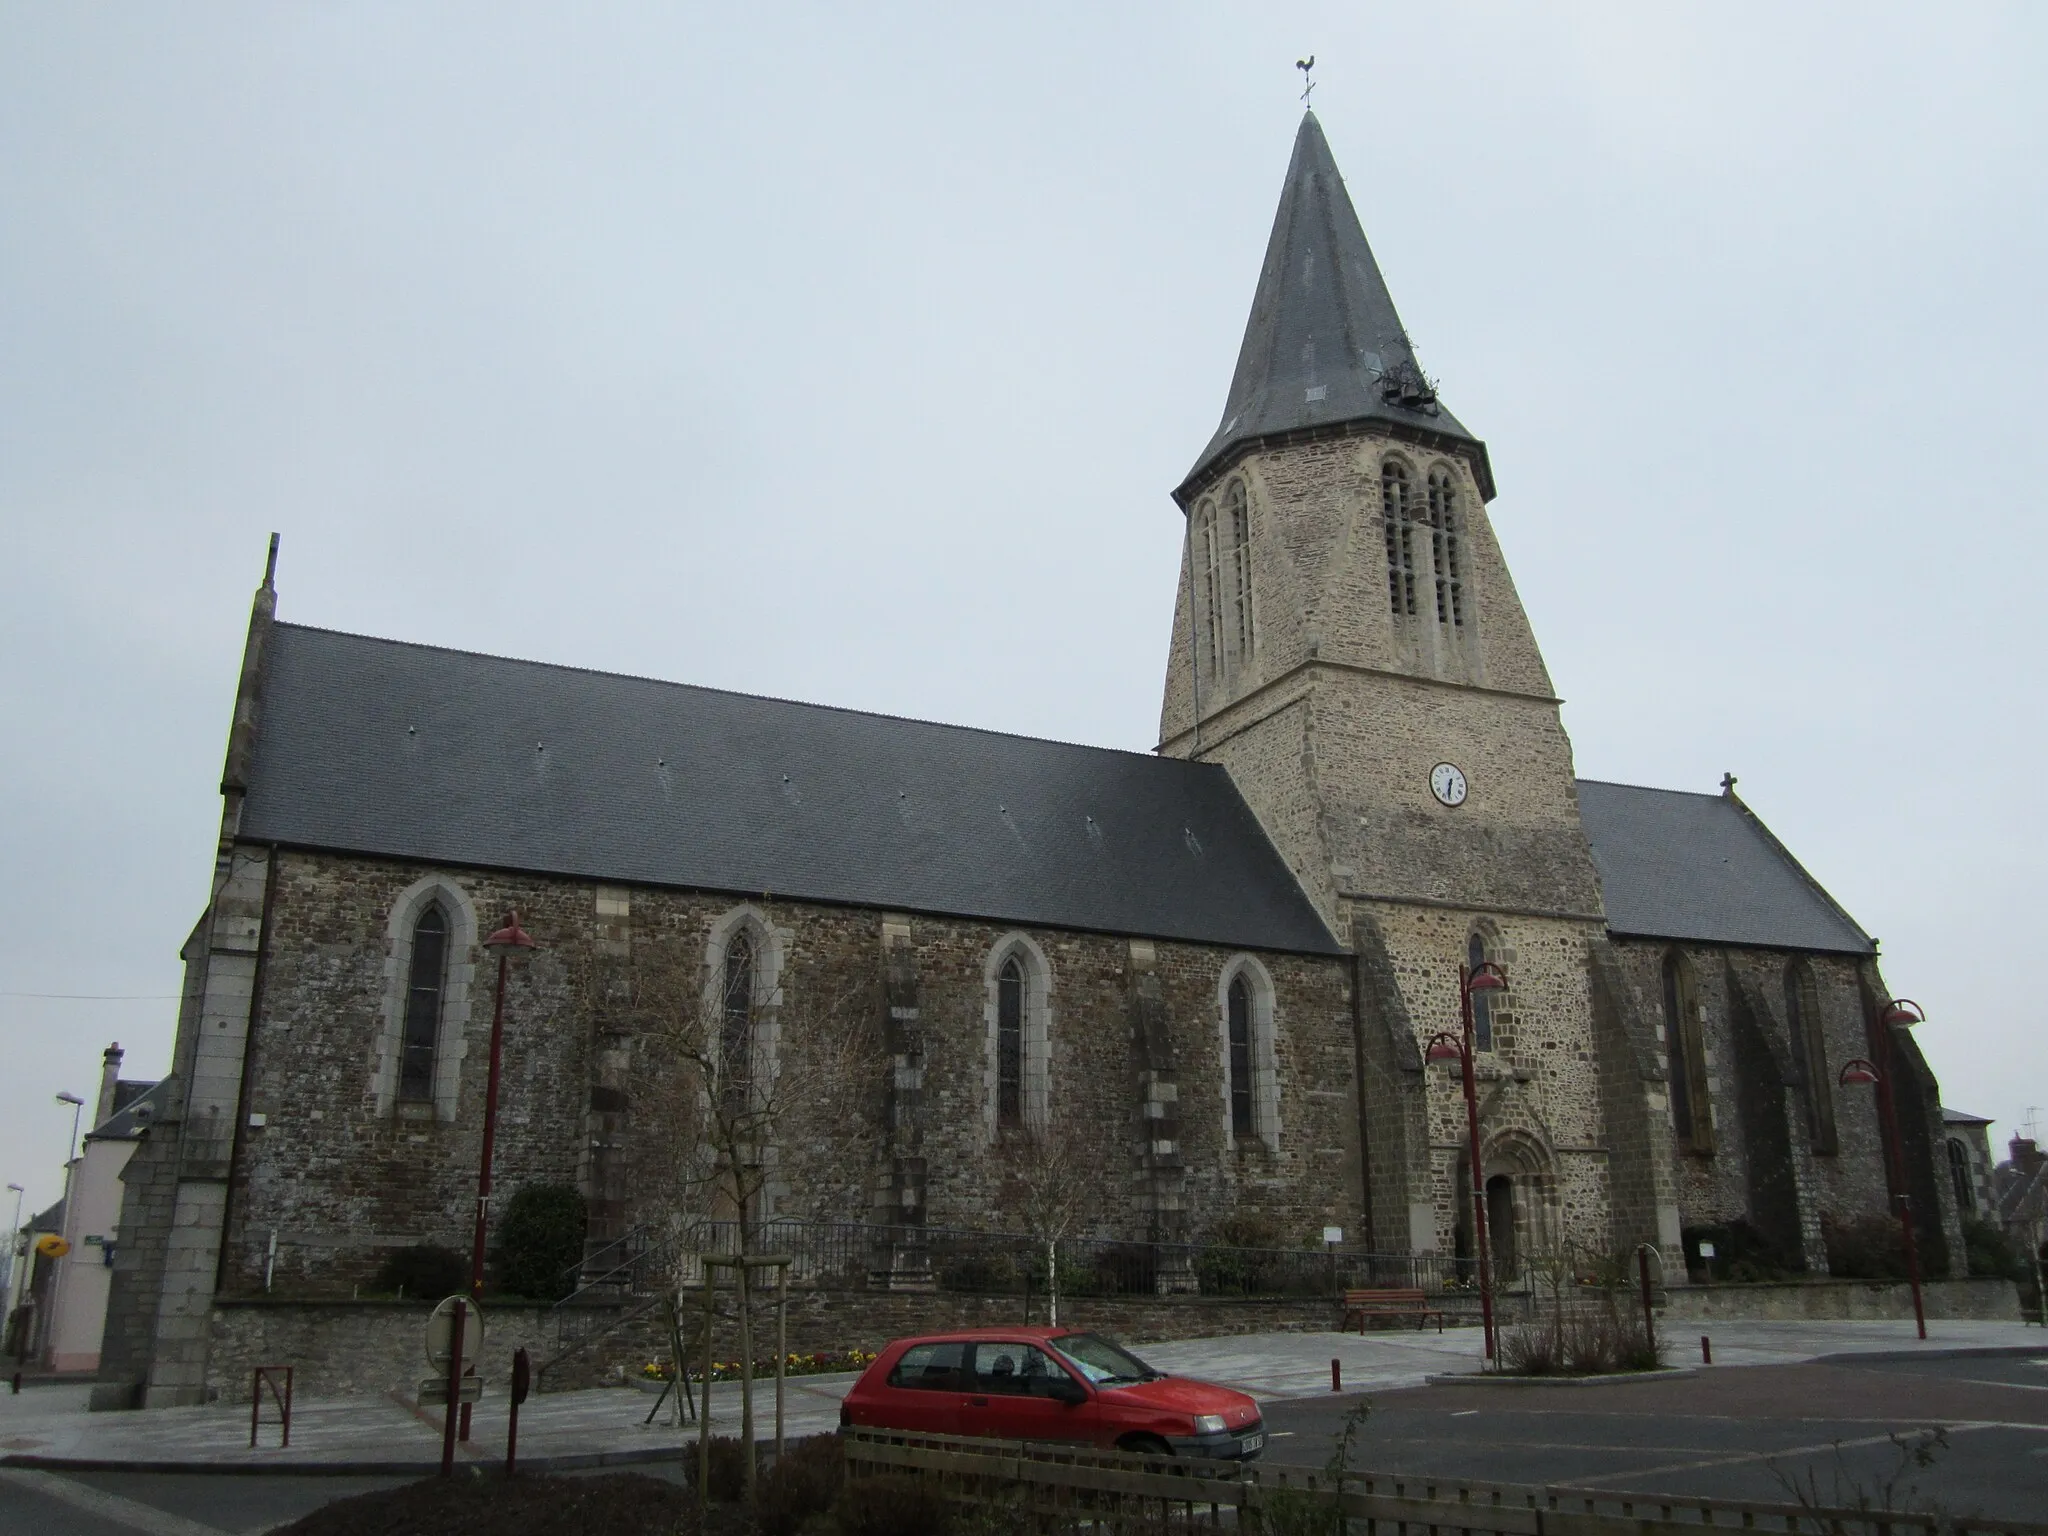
[1160,112,1611,1258]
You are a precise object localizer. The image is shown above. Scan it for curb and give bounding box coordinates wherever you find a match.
[0,1445,692,1477]
[1422,1368,1699,1388]
[1814,1344,2048,1364]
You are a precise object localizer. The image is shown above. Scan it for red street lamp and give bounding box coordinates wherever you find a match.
[1425,960,1508,1362]
[1836,996,1929,1340]
[471,912,537,1301]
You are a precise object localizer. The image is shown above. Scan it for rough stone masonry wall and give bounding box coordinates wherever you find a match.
[219,848,1360,1302]
[204,1290,1369,1405]
[1603,940,1895,1270]
[1362,901,1611,1261]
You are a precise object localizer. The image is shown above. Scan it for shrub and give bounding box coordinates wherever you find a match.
[372,1245,467,1300]
[1681,1220,1797,1283]
[755,1434,845,1536]
[495,1184,586,1300]
[831,1473,952,1536]
[937,1252,1016,1294]
[1962,1215,2027,1282]
[1823,1214,1908,1280]
[687,1435,748,1503]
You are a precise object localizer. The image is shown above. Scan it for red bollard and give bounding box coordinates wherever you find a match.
[1331,1358,1342,1393]
[1700,1335,1711,1366]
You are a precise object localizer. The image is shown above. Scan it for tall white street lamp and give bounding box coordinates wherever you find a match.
[44,1094,86,1368]
[2,1184,23,1327]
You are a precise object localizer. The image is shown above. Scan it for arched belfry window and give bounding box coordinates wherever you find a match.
[1426,467,1464,627]
[399,905,449,1101]
[1784,959,1836,1154]
[1195,497,1226,682]
[1468,931,1496,1053]
[1661,951,1713,1153]
[1217,958,1280,1151]
[721,929,756,1108]
[1383,459,1417,617]
[1225,479,1254,667]
[985,936,1052,1137]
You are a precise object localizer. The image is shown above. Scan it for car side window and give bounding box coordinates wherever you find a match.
[971,1341,1062,1396]
[888,1342,968,1391]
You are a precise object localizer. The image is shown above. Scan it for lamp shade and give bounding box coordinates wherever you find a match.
[1425,1036,1463,1064]
[1467,966,1506,992]
[1838,1059,1880,1087]
[484,911,537,951]
[1879,999,1925,1028]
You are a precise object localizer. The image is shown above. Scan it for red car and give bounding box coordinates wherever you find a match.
[839,1327,1264,1459]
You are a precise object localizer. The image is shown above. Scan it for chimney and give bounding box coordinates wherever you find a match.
[96,1042,123,1126]
[2010,1137,2044,1178]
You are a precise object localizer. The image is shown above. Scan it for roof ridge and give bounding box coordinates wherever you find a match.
[1574,777,1727,801]
[272,622,1195,769]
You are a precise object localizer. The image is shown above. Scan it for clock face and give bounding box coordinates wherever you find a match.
[1430,762,1468,807]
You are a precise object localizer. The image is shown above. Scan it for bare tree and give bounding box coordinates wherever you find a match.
[569,909,882,1494]
[1005,1120,1091,1325]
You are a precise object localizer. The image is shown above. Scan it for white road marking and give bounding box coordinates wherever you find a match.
[0,1468,228,1536]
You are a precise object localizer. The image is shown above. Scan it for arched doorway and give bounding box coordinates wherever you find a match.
[1486,1175,1517,1276]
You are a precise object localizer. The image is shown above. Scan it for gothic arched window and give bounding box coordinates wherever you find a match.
[398,904,448,1101]
[1784,959,1836,1154]
[721,929,755,1108]
[1662,951,1713,1152]
[1948,1139,1975,1213]
[1427,467,1464,627]
[1227,976,1254,1136]
[1383,460,1418,617]
[1469,931,1495,1052]
[997,955,1024,1130]
[1218,958,1280,1150]
[1225,479,1254,666]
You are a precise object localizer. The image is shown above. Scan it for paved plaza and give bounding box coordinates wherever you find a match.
[0,1320,2042,1533]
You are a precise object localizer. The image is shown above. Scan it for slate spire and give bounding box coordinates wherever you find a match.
[1178,112,1491,502]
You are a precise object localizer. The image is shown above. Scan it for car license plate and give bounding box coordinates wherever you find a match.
[1240,1433,1264,1453]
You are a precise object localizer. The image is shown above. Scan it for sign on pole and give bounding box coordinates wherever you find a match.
[426,1294,484,1370]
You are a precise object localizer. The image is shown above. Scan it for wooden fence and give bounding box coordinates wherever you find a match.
[841,1428,2048,1536]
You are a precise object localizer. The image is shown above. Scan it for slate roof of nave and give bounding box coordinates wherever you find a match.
[1576,780,1875,956]
[239,624,1348,954]
[239,626,1876,959]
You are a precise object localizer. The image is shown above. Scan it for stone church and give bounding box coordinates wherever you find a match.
[101,113,1958,1408]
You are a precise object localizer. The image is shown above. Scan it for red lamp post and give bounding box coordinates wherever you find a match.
[1837,996,1928,1340]
[471,912,537,1300]
[1425,960,1509,1362]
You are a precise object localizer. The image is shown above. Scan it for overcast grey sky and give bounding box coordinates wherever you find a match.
[4,5,2044,1233]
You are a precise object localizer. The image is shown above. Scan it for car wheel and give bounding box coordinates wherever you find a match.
[1119,1434,1173,1458]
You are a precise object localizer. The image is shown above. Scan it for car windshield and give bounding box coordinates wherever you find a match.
[1049,1332,1160,1385]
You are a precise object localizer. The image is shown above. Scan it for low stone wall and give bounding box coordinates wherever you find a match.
[1656,1277,2022,1323]
[205,1289,1355,1403]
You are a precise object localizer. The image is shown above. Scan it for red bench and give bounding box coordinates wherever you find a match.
[1342,1287,1446,1333]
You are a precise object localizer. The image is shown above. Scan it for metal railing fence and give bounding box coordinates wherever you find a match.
[553,1217,1525,1309]
[842,1427,2048,1536]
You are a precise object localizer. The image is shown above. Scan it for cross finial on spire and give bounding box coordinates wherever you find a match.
[1296,55,1315,110]
[1720,771,1738,795]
